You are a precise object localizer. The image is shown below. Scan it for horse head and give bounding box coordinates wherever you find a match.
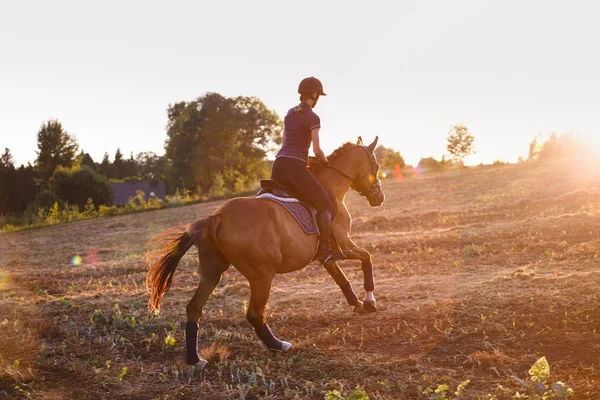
[351,136,385,207]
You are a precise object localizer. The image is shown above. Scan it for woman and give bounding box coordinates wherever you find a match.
[271,76,346,267]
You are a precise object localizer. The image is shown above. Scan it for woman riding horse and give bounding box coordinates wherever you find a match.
[271,77,346,267]
[146,80,385,369]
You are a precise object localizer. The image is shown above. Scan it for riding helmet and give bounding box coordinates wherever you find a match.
[298,77,327,96]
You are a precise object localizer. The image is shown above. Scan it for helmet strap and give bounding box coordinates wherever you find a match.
[311,93,320,108]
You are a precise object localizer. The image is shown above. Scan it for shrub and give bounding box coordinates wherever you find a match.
[29,189,62,211]
[98,205,119,217]
[512,356,574,399]
[51,165,113,209]
[529,133,589,162]
[208,173,225,198]
[234,175,247,194]
[417,157,443,173]
[59,203,81,222]
[82,198,97,218]
[45,202,60,225]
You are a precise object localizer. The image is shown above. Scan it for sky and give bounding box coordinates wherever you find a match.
[1,0,599,167]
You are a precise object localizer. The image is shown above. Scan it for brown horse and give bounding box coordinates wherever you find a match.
[146,136,385,368]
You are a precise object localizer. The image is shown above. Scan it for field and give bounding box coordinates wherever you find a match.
[2,159,600,399]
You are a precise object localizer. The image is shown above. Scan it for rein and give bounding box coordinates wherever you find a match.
[327,164,354,182]
[325,146,380,199]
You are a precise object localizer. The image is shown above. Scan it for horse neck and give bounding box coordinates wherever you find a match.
[315,160,359,201]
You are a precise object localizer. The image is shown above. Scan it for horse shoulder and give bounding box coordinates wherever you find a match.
[335,201,352,232]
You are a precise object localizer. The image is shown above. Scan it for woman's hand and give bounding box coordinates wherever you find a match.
[311,128,328,164]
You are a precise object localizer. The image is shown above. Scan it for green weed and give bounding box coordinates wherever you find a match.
[512,357,574,399]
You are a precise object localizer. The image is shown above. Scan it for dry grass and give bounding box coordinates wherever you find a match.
[2,159,600,399]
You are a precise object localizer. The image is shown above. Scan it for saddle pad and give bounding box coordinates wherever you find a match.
[256,193,299,203]
[257,193,318,235]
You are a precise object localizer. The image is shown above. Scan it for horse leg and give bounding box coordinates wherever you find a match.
[246,276,292,351]
[335,233,377,313]
[185,248,229,367]
[322,261,364,313]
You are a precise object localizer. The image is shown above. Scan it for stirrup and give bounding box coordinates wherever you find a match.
[321,250,352,267]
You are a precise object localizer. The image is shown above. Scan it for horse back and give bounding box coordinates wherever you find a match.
[212,198,318,275]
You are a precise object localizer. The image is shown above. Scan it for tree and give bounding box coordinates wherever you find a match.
[135,151,170,180]
[0,148,16,214]
[77,151,95,169]
[373,146,387,165]
[0,161,39,215]
[15,165,39,213]
[532,133,585,161]
[123,152,139,178]
[446,124,475,164]
[98,152,114,178]
[528,136,540,160]
[35,119,79,182]
[374,145,405,170]
[417,157,442,172]
[113,148,125,179]
[1,148,15,169]
[165,93,282,193]
[1,149,40,215]
[51,165,113,208]
[383,150,405,170]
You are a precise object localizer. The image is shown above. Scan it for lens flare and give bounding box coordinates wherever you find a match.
[72,254,82,266]
[393,164,404,181]
[86,247,100,264]
[413,165,424,180]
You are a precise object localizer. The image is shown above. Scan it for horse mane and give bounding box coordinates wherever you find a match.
[308,142,357,175]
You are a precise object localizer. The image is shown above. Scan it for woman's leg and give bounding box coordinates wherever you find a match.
[271,157,330,211]
[271,157,345,266]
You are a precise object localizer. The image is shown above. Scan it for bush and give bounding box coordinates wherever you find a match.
[98,205,119,217]
[417,157,443,173]
[234,175,247,194]
[51,165,113,209]
[82,198,97,218]
[109,176,143,183]
[29,189,62,211]
[529,133,589,162]
[45,202,60,225]
[208,173,225,198]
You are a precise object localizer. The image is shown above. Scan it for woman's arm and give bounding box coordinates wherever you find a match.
[311,128,328,164]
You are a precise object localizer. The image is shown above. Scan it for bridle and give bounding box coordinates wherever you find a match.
[326,146,381,200]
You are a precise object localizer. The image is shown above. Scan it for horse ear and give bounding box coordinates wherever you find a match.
[367,136,379,153]
[357,136,363,146]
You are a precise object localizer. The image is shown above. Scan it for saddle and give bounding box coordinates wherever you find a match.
[257,180,294,199]
[257,179,338,235]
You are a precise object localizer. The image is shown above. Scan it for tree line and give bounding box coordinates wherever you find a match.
[0,91,585,218]
[0,93,282,216]
[414,125,586,173]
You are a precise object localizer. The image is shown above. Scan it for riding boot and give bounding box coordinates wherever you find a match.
[316,211,347,267]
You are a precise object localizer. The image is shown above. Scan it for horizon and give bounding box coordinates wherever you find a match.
[2,1,599,168]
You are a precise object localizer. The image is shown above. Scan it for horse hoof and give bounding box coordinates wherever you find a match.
[353,300,367,314]
[281,341,293,351]
[364,300,377,313]
[187,359,207,378]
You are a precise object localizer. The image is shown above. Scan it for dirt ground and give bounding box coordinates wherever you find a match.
[2,159,600,399]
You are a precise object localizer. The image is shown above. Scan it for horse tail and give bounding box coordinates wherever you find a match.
[145,216,219,312]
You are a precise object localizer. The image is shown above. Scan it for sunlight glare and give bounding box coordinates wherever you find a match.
[71,254,82,266]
